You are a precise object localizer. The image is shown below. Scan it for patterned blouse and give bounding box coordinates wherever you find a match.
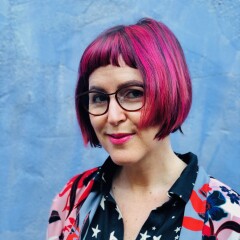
[84,152,198,240]
[47,153,240,240]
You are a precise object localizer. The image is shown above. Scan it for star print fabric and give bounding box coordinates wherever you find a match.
[85,194,183,239]
[84,153,198,240]
[85,194,123,239]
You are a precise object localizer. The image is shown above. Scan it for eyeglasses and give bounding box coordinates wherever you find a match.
[77,84,145,116]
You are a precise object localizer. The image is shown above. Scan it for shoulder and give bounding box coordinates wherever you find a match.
[47,167,99,240]
[51,166,99,213]
[203,177,240,239]
[208,177,240,215]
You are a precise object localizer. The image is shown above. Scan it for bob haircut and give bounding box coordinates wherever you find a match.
[76,18,192,147]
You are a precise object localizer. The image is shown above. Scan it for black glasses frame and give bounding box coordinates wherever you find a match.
[77,84,145,116]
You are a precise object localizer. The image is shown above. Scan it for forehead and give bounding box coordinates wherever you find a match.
[88,64,143,90]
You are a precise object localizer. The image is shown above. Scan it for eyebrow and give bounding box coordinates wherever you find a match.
[89,80,144,92]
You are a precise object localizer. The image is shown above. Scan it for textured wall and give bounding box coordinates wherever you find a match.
[0,0,239,239]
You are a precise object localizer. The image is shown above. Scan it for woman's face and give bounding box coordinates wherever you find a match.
[89,60,161,166]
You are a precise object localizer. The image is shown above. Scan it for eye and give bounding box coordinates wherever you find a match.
[126,89,144,99]
[120,87,144,100]
[90,92,108,104]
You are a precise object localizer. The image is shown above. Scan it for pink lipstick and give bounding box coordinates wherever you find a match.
[107,133,134,145]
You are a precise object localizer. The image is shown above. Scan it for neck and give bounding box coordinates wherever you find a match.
[112,137,186,193]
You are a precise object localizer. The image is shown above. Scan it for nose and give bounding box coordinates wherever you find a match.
[107,97,127,126]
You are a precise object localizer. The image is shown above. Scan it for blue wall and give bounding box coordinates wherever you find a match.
[0,1,239,239]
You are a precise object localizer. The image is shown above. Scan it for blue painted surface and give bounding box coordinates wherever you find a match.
[0,0,239,239]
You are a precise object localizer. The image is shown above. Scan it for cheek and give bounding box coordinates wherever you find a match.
[89,115,103,133]
[139,126,159,142]
[89,116,97,131]
[130,112,142,126]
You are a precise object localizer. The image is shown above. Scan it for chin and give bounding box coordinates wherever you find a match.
[109,150,141,166]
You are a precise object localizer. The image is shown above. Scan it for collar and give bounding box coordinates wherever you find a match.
[93,156,120,195]
[168,152,199,203]
[93,152,198,203]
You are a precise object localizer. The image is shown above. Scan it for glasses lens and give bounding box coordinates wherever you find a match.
[117,85,144,111]
[80,91,108,115]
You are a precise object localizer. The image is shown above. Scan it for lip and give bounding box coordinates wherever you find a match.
[107,133,134,145]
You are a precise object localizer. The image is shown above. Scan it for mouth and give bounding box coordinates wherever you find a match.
[106,133,135,145]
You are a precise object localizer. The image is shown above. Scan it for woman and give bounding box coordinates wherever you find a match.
[47,18,240,240]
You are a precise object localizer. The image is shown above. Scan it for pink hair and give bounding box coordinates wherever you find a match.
[75,18,192,147]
